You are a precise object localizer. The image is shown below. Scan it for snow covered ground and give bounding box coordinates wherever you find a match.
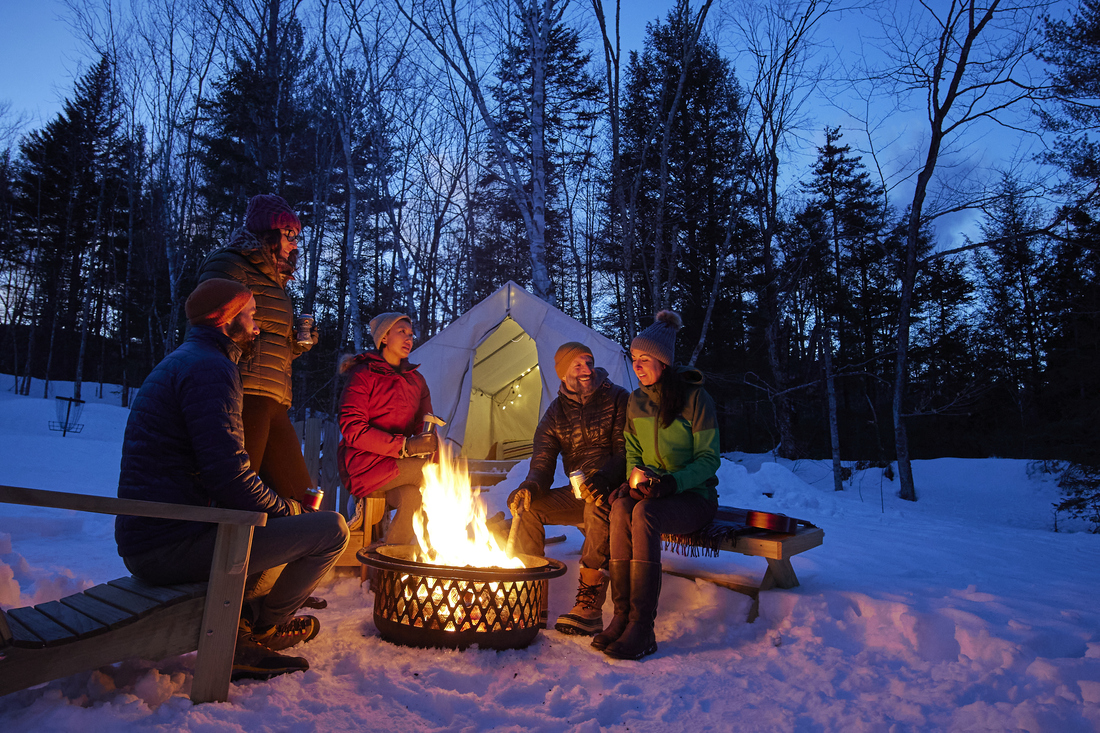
[1,378,1098,731]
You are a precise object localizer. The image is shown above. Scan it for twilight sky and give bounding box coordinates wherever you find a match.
[0,0,678,139]
[0,0,1067,250]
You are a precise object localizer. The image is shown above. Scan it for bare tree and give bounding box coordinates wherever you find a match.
[319,0,368,351]
[727,0,832,458]
[866,0,1049,500]
[131,0,229,353]
[397,0,572,304]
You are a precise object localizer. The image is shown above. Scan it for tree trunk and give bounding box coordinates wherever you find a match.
[822,323,844,491]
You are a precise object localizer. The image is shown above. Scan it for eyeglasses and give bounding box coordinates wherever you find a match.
[281,229,301,245]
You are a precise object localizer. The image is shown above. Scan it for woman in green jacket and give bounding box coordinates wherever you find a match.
[591,310,720,660]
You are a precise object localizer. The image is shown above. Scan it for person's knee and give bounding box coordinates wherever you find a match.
[311,510,350,552]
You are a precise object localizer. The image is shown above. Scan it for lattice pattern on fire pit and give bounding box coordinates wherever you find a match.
[359,545,567,650]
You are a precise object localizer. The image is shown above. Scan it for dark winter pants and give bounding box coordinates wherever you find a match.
[609,492,717,563]
[123,511,349,628]
[242,394,314,501]
[513,485,611,570]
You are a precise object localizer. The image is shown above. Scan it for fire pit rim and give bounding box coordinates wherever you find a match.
[356,545,568,581]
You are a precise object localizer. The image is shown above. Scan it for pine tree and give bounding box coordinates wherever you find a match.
[196,13,315,238]
[618,10,750,368]
[12,56,132,396]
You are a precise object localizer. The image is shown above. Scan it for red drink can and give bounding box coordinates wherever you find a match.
[301,487,324,511]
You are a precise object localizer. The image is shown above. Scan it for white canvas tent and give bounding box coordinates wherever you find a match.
[410,281,636,460]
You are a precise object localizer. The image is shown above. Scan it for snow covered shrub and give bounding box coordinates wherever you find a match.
[1056,463,1100,533]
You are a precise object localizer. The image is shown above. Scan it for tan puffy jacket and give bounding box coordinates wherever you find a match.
[197,229,310,406]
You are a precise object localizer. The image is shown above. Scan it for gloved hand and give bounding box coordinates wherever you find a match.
[581,474,610,505]
[508,481,537,513]
[285,498,303,516]
[608,482,631,504]
[404,431,438,456]
[638,473,677,499]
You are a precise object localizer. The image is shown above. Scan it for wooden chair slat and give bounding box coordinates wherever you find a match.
[60,592,134,628]
[6,607,74,647]
[108,576,197,605]
[0,487,252,704]
[35,600,108,639]
[85,583,164,617]
[4,612,46,649]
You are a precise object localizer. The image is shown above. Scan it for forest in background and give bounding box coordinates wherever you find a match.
[0,0,1098,509]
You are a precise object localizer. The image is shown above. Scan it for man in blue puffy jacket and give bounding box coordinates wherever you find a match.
[115,278,348,681]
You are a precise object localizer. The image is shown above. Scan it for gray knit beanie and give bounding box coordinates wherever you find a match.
[369,312,412,350]
[630,310,683,366]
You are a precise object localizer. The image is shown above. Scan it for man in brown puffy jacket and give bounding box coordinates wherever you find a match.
[507,342,628,636]
[198,194,317,502]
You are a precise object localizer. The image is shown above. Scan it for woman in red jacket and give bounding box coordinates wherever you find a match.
[337,313,437,544]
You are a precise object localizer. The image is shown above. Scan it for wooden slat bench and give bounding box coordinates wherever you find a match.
[660,506,824,622]
[0,485,266,704]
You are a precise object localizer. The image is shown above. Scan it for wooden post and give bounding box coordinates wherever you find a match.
[190,522,253,704]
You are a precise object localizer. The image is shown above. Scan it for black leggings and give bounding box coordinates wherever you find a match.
[241,394,314,501]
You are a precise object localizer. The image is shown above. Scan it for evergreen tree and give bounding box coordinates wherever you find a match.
[971,174,1050,448]
[12,56,132,395]
[196,13,315,241]
[618,10,751,370]
[1039,0,1100,512]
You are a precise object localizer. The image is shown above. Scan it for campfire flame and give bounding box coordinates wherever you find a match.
[411,447,525,569]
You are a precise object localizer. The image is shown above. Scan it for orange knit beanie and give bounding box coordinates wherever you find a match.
[185,279,253,327]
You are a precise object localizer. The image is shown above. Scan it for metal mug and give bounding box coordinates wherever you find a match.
[568,470,587,500]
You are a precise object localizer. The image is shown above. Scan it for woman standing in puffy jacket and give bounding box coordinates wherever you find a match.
[337,313,437,545]
[591,310,720,660]
[198,194,316,501]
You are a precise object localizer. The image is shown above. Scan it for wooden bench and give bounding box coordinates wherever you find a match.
[0,485,266,704]
[660,506,824,622]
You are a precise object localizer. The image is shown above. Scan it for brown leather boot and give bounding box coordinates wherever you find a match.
[604,560,661,660]
[555,566,608,636]
[591,560,630,650]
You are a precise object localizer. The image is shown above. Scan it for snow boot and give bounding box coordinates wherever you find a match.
[555,566,608,636]
[590,560,630,651]
[603,560,661,660]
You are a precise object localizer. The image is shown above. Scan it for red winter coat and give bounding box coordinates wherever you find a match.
[337,351,433,497]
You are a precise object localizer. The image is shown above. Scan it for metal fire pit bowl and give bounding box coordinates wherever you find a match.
[357,545,567,650]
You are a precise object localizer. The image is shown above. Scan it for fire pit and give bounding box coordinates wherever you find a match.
[358,544,566,650]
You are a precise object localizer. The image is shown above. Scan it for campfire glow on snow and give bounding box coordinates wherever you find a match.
[358,450,565,650]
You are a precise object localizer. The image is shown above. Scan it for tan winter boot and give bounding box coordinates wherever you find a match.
[554,566,608,636]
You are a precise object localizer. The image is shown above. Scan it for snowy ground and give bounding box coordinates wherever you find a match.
[1,378,1099,732]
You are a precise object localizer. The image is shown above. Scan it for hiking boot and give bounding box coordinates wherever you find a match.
[251,615,321,651]
[231,620,309,681]
[555,566,607,636]
[232,636,309,681]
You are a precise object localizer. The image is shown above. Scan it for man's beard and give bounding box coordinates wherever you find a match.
[565,374,597,398]
[227,321,257,361]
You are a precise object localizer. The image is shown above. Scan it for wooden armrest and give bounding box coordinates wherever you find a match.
[0,485,267,527]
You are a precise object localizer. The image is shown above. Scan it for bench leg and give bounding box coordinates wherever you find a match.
[760,558,799,590]
[191,523,253,704]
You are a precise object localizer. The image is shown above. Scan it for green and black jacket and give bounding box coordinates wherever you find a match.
[624,366,720,501]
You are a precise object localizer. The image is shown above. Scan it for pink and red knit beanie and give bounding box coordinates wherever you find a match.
[244,194,301,233]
